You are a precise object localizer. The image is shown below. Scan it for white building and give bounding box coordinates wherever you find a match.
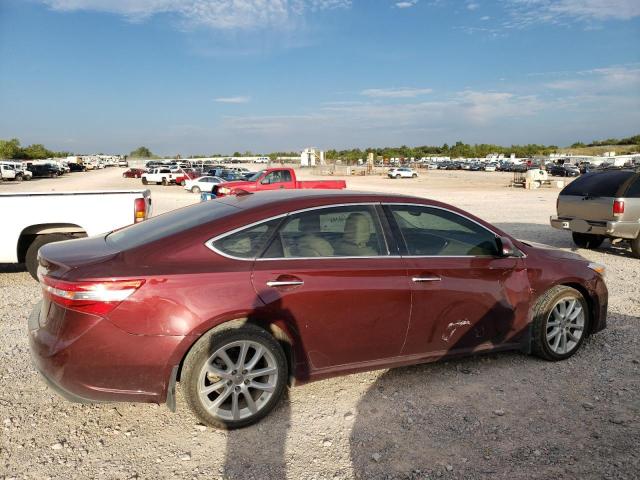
[301,148,324,167]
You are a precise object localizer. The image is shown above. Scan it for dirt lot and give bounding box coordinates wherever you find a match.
[1,167,638,479]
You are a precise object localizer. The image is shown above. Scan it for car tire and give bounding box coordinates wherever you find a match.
[25,233,72,280]
[531,285,589,361]
[631,235,640,258]
[572,232,605,249]
[412,174,418,178]
[142,178,148,185]
[180,180,186,186]
[395,175,401,179]
[162,178,168,186]
[181,322,287,430]
[191,186,201,194]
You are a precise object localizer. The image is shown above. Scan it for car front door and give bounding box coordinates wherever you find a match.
[384,204,531,359]
[250,204,411,375]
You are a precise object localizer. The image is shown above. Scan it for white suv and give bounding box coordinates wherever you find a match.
[388,167,418,179]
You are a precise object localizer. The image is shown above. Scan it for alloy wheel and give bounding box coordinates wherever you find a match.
[197,340,278,421]
[546,297,585,354]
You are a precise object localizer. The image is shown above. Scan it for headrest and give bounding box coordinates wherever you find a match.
[343,213,371,246]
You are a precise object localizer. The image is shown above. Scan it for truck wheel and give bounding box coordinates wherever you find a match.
[142,178,148,185]
[191,186,201,194]
[162,178,168,186]
[572,232,605,249]
[395,174,401,179]
[412,173,418,178]
[631,235,640,258]
[25,234,72,280]
[15,174,23,182]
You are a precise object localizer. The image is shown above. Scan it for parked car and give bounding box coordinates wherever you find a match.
[212,168,346,197]
[27,164,60,178]
[184,176,225,193]
[68,163,86,172]
[141,168,180,185]
[388,167,418,179]
[30,190,607,429]
[217,170,245,182]
[0,189,151,279]
[175,169,199,186]
[550,167,640,256]
[122,168,145,178]
[484,164,497,172]
[0,163,19,181]
[118,159,129,168]
[549,164,580,177]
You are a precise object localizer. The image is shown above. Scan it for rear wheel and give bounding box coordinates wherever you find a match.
[395,174,401,179]
[191,186,201,194]
[181,323,287,429]
[25,233,72,280]
[531,285,589,361]
[572,232,605,249]
[142,177,148,185]
[180,180,186,186]
[162,178,168,186]
[631,235,640,258]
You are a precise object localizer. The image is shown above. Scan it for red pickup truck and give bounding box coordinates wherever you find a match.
[212,167,347,197]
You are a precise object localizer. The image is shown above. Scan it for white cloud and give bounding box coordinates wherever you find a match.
[505,0,640,27]
[41,0,351,29]
[480,15,490,20]
[361,87,433,98]
[214,96,250,104]
[467,2,479,11]
[395,1,418,8]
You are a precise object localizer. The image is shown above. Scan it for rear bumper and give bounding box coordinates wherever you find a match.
[28,301,183,405]
[550,216,640,239]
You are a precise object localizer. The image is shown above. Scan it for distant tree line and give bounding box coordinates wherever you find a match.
[0,138,71,160]
[570,134,640,149]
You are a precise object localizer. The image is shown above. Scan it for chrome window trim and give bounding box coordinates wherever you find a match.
[205,202,389,261]
[384,202,526,259]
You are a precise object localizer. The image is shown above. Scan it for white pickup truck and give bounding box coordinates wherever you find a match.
[0,190,152,279]
[142,168,180,186]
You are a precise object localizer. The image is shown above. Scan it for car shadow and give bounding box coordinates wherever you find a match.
[495,222,636,258]
[0,263,27,274]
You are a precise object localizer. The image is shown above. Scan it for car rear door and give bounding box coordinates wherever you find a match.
[249,204,411,372]
[384,203,530,358]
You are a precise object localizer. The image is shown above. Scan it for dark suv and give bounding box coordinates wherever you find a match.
[551,168,640,256]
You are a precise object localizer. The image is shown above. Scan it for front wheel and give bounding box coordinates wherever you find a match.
[191,186,201,194]
[142,177,148,185]
[162,178,168,186]
[412,173,417,178]
[180,180,186,186]
[531,285,589,361]
[181,323,287,429]
[572,232,605,249]
[395,174,401,179]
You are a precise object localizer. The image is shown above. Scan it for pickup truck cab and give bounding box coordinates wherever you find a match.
[0,190,152,278]
[550,168,640,256]
[212,167,347,197]
[142,168,179,186]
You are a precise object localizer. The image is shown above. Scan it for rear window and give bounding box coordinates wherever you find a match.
[625,177,640,198]
[560,171,634,197]
[107,201,238,250]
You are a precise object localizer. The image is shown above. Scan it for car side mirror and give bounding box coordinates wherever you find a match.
[497,236,519,257]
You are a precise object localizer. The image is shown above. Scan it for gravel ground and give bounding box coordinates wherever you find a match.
[1,167,638,479]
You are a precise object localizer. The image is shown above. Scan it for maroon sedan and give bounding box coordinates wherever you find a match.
[122,168,145,178]
[30,191,608,428]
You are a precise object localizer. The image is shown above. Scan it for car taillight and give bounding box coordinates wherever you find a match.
[42,276,145,315]
[613,200,625,216]
[134,198,146,223]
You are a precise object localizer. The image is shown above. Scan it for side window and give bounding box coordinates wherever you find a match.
[210,218,282,259]
[625,177,640,198]
[263,205,386,258]
[262,170,291,184]
[389,205,499,256]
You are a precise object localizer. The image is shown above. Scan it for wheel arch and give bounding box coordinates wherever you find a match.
[173,316,298,388]
[17,223,87,262]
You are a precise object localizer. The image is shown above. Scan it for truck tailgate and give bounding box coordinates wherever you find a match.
[558,195,615,222]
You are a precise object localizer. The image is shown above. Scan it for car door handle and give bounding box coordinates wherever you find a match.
[412,276,441,282]
[266,280,304,287]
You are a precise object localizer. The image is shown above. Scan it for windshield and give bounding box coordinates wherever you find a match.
[246,170,265,181]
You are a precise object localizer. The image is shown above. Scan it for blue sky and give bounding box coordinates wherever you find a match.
[0,0,639,155]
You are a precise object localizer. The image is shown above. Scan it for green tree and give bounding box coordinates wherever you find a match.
[0,138,23,159]
[129,146,154,158]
